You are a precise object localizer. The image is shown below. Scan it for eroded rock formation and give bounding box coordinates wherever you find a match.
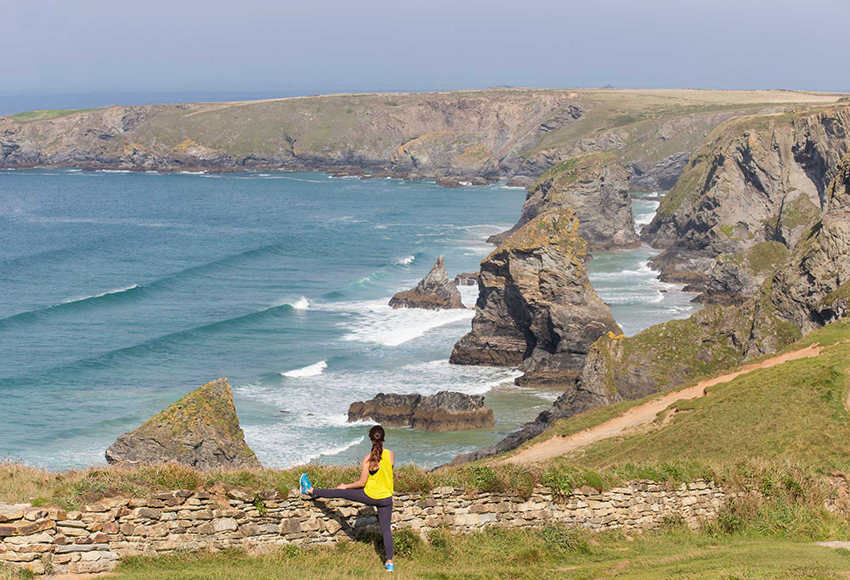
[450,209,621,386]
[454,153,850,464]
[347,391,494,431]
[389,256,465,310]
[488,154,639,251]
[643,106,850,299]
[105,378,261,470]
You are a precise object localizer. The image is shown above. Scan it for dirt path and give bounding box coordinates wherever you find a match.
[503,344,825,465]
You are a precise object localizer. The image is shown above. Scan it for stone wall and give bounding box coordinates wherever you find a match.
[0,480,726,575]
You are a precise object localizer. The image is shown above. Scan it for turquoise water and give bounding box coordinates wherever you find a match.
[0,171,697,470]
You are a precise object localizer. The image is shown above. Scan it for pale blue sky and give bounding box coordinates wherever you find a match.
[3,0,849,99]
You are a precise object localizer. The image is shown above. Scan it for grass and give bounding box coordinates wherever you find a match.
[8,108,103,123]
[96,527,850,579]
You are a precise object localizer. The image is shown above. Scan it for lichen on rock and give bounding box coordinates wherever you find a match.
[105,378,261,470]
[488,154,640,251]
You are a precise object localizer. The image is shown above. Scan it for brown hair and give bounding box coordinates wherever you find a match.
[368,425,385,471]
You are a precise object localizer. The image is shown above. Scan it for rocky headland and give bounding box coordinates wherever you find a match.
[487,154,639,251]
[453,152,850,464]
[450,208,621,387]
[2,89,842,188]
[347,391,495,431]
[105,378,261,470]
[389,256,465,310]
[642,106,850,302]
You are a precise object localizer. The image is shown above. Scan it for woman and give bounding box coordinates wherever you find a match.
[300,425,395,572]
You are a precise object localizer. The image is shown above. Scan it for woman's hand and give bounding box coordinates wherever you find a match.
[336,483,347,490]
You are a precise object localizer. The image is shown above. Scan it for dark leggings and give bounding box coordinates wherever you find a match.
[312,488,394,560]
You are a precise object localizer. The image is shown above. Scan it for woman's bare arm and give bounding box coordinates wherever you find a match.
[389,450,395,467]
[338,456,370,489]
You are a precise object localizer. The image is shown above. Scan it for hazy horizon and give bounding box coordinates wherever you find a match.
[4,0,849,114]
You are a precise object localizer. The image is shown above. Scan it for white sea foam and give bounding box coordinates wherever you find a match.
[243,425,365,468]
[396,255,415,265]
[324,299,474,346]
[281,360,327,378]
[62,285,138,304]
[458,284,479,307]
[288,297,311,310]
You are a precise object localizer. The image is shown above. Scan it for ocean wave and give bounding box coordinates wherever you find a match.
[281,360,327,378]
[396,255,416,265]
[0,284,146,329]
[62,285,139,305]
[458,284,479,307]
[324,299,474,346]
[287,297,311,310]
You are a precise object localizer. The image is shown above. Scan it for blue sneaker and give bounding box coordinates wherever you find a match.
[384,563,394,572]
[299,473,312,495]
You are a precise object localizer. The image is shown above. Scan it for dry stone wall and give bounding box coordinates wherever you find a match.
[0,480,726,575]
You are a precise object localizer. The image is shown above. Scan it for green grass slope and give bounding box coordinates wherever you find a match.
[515,318,850,473]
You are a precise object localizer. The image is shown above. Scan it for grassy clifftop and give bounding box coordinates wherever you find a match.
[3,89,846,180]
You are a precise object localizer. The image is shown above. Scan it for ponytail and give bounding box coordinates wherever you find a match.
[368,425,385,471]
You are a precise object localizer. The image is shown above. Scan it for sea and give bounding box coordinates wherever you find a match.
[0,170,698,470]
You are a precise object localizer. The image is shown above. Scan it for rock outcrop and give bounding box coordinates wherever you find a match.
[454,272,478,286]
[105,378,261,470]
[487,154,640,251]
[389,256,465,310]
[643,106,850,298]
[454,153,850,464]
[347,391,494,431]
[450,209,621,386]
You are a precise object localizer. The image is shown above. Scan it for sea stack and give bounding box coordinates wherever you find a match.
[450,208,622,387]
[488,154,639,251]
[348,391,495,431]
[389,256,465,310]
[105,378,261,470]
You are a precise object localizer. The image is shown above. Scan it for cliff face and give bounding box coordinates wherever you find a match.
[449,209,621,386]
[643,106,850,298]
[3,89,841,184]
[453,153,850,464]
[574,151,850,412]
[487,154,640,251]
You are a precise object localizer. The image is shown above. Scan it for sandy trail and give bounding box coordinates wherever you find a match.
[504,344,825,465]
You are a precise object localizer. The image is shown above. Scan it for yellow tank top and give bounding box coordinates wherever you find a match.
[364,449,393,499]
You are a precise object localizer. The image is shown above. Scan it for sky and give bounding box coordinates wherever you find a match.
[2,0,849,111]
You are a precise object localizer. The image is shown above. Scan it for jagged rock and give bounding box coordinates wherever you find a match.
[487,154,639,251]
[626,152,691,192]
[450,208,621,386]
[389,256,465,310]
[454,272,478,286]
[105,378,261,470]
[643,106,850,297]
[696,241,790,304]
[347,391,494,431]
[452,153,850,465]
[347,394,421,426]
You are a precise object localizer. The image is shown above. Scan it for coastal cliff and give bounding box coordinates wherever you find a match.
[558,152,850,421]
[454,153,850,464]
[2,89,841,185]
[643,106,850,300]
[449,209,621,387]
[487,154,639,251]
